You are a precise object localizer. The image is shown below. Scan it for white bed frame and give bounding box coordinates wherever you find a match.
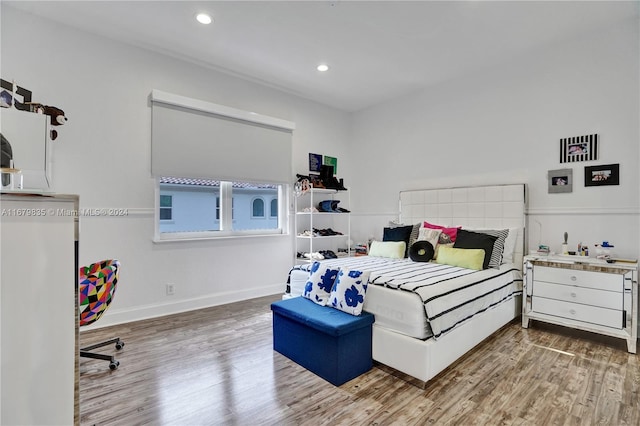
[372,184,527,385]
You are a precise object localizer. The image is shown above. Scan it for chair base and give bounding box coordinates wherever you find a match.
[80,337,124,370]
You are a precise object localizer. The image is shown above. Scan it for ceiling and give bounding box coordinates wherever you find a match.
[5,1,638,112]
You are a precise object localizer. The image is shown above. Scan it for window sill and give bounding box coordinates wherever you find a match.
[153,230,288,243]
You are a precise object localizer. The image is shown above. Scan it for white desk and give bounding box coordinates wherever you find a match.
[0,192,79,425]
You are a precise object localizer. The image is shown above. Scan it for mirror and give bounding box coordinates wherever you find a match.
[0,107,50,190]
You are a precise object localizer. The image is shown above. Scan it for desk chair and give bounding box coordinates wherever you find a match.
[79,259,124,370]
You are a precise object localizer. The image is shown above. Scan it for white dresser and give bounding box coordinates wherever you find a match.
[0,192,80,425]
[522,255,638,353]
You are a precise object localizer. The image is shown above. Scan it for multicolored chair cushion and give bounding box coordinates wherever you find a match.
[79,259,120,327]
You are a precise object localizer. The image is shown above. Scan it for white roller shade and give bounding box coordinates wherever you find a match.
[151,90,294,184]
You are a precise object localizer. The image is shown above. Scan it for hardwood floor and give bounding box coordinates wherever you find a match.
[80,294,640,425]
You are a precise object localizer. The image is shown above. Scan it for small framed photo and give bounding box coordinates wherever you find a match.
[323,155,337,174]
[560,134,598,163]
[308,153,322,172]
[548,168,573,193]
[584,163,619,187]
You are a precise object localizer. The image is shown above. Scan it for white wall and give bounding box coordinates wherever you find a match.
[348,19,640,260]
[0,6,352,327]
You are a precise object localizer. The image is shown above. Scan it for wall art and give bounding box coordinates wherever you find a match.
[560,134,598,163]
[584,163,619,187]
[548,168,573,193]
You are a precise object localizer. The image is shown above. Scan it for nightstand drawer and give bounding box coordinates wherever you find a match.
[532,297,622,329]
[535,266,622,291]
[532,281,622,310]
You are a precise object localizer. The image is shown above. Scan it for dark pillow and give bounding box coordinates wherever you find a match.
[453,229,498,270]
[388,222,420,248]
[383,225,414,258]
[409,240,435,262]
[463,228,510,269]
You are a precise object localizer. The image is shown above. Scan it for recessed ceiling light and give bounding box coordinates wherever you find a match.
[317,64,329,72]
[196,13,212,25]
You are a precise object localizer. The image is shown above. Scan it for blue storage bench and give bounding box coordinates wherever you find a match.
[271,297,375,386]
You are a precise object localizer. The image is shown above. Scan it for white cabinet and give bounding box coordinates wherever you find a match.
[522,255,637,353]
[294,187,350,263]
[0,193,79,425]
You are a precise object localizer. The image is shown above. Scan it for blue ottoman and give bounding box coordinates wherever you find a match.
[271,297,375,386]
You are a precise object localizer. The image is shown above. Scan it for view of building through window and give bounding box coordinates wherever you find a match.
[158,177,280,235]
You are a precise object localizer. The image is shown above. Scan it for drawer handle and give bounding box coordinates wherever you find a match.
[570,292,577,298]
[569,309,576,315]
[570,276,577,281]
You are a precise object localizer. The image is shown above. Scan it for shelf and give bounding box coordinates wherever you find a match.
[297,188,347,195]
[296,211,349,215]
[294,187,351,263]
[296,235,345,239]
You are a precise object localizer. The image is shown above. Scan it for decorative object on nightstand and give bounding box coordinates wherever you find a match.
[522,254,638,353]
[536,245,550,255]
[595,241,614,260]
[561,232,569,255]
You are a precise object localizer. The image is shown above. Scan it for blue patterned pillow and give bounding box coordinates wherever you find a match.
[302,261,340,306]
[328,269,371,316]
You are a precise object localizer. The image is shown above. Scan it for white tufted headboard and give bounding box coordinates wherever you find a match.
[399,184,527,269]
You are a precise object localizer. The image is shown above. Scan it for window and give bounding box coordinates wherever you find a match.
[252,198,265,218]
[159,195,172,220]
[156,177,286,240]
[216,197,234,220]
[150,91,294,241]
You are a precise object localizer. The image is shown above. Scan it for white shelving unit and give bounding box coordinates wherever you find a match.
[294,186,350,263]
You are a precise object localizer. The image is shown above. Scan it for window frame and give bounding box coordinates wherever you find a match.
[159,194,173,221]
[154,177,289,242]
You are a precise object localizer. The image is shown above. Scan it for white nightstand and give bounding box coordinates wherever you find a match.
[522,254,638,353]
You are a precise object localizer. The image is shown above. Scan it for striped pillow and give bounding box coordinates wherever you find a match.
[465,228,510,269]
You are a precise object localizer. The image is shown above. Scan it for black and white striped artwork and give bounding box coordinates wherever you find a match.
[560,134,598,163]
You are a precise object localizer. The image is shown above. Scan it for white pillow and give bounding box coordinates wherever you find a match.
[328,269,371,316]
[502,227,520,264]
[417,228,442,249]
[302,261,340,306]
[368,240,406,259]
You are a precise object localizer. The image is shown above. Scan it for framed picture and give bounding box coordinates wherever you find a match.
[323,155,337,174]
[548,168,573,193]
[560,134,598,163]
[584,163,619,187]
[308,153,322,172]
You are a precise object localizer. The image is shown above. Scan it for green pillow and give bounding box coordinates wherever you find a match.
[435,246,485,271]
[368,240,406,259]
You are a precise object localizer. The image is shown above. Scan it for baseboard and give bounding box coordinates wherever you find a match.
[82,283,284,330]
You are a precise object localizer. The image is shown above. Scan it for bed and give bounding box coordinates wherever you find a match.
[287,184,527,385]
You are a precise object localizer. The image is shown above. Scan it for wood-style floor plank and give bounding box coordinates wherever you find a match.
[80,294,640,425]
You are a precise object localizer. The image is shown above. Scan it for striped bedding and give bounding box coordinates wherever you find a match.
[291,256,522,339]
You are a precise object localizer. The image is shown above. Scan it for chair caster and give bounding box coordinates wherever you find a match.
[115,340,125,350]
[109,360,120,370]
